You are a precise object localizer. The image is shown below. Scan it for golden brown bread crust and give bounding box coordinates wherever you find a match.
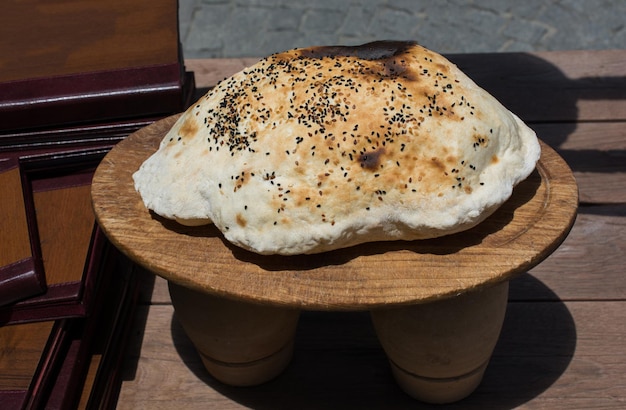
[133,41,540,254]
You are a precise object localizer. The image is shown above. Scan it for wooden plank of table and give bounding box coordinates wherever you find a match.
[450,49,626,123]
[116,301,626,409]
[185,49,626,123]
[537,122,626,204]
[145,276,169,305]
[185,58,258,91]
[514,205,626,301]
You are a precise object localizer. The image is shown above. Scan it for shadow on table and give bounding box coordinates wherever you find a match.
[170,273,576,409]
[453,52,626,212]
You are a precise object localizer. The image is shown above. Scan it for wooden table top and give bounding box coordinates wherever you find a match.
[115,49,626,409]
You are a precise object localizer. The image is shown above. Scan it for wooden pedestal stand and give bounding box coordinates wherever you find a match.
[91,115,577,403]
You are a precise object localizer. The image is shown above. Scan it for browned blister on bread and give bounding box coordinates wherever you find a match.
[133,41,540,255]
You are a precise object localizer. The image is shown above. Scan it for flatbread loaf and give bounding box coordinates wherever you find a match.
[133,41,540,255]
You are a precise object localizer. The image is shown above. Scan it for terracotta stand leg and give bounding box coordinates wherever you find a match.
[168,281,301,386]
[370,281,509,404]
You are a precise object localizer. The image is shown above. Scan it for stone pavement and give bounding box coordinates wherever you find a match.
[179,0,625,59]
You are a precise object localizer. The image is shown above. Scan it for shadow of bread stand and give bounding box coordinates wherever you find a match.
[91,114,577,404]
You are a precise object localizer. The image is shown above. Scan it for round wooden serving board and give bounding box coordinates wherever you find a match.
[91,115,578,310]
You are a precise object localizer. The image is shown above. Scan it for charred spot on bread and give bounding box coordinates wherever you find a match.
[299,40,416,61]
[358,148,385,170]
[298,41,419,81]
